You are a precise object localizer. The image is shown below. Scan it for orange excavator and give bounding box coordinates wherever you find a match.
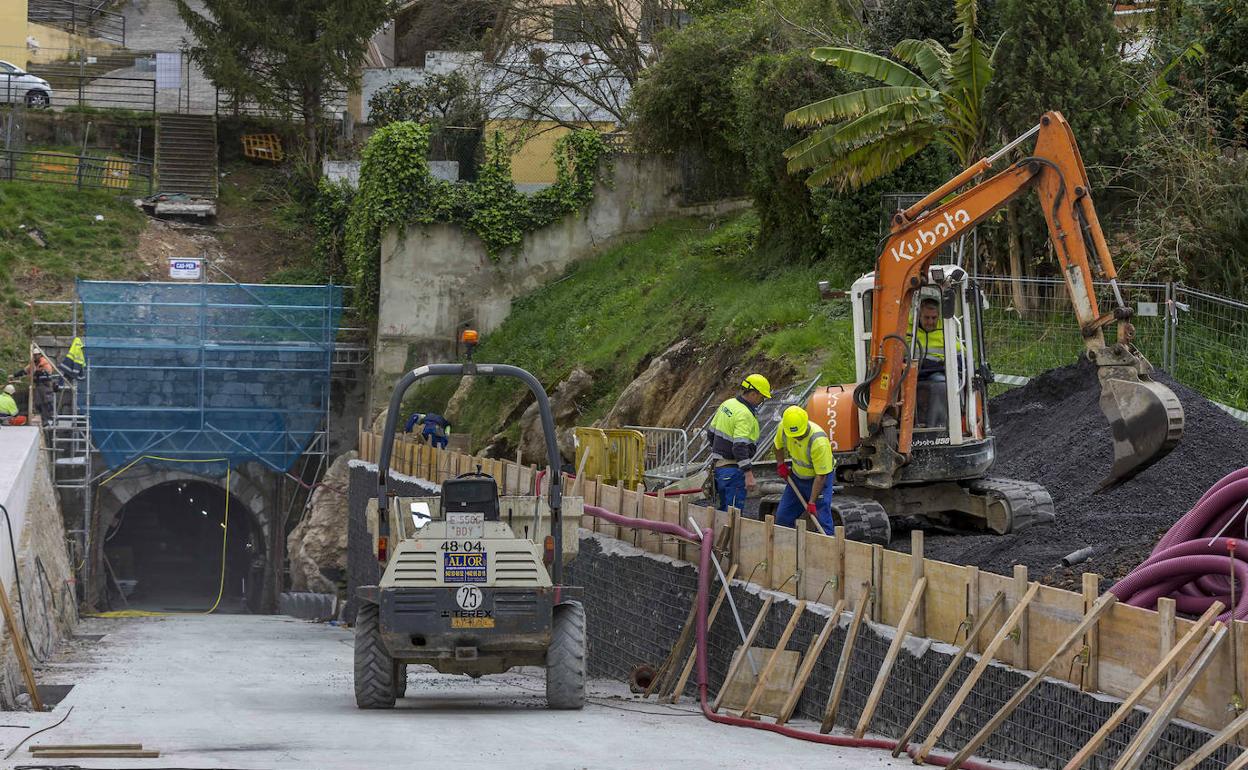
[795,112,1185,543]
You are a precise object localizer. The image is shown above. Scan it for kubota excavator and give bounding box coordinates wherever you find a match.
[776,111,1185,544]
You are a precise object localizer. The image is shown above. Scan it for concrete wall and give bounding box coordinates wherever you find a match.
[371,154,749,397]
[0,427,77,709]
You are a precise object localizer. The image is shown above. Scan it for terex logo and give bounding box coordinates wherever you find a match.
[890,209,971,262]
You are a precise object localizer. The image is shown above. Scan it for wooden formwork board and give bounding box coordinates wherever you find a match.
[359,430,1248,736]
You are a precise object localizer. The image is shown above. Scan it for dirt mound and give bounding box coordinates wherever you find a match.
[914,360,1248,588]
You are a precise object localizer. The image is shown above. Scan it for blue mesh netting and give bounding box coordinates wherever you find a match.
[78,280,344,476]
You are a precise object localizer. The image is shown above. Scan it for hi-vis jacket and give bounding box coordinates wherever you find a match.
[773,421,835,479]
[707,397,759,470]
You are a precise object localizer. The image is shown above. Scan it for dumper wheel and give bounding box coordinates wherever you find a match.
[393,662,408,699]
[546,601,586,710]
[354,601,396,709]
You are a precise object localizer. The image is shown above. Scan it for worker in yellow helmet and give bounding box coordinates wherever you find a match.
[706,373,770,512]
[774,405,836,534]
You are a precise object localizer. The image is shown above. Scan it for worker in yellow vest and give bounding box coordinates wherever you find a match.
[0,384,19,425]
[706,373,771,512]
[774,406,836,533]
[61,336,86,381]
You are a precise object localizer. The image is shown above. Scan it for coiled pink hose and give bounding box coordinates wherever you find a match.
[582,503,1000,770]
[1110,467,1248,621]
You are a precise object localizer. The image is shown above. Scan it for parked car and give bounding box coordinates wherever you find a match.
[0,61,53,108]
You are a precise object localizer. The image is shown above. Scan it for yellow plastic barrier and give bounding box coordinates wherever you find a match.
[574,428,646,489]
[242,133,284,162]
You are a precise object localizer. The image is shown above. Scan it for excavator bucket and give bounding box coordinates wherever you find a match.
[1097,365,1185,488]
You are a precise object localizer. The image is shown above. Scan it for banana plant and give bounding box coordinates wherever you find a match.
[784,0,996,190]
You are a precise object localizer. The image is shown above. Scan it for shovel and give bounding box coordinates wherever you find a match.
[781,470,829,536]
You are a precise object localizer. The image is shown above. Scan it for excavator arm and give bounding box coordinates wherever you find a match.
[858,111,1184,488]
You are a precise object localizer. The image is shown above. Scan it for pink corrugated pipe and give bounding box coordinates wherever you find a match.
[1110,467,1248,622]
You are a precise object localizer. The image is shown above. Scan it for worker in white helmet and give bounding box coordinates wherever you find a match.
[0,384,20,425]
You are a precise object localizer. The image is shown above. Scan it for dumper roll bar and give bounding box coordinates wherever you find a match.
[375,363,566,584]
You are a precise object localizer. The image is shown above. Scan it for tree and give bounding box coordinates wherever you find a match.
[985,0,1137,303]
[783,0,995,190]
[1192,0,1248,139]
[864,0,1001,54]
[176,0,396,173]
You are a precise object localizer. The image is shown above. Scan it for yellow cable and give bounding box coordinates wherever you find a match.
[87,455,232,619]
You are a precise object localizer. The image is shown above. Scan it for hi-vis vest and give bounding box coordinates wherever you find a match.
[773,422,835,479]
[707,397,759,470]
[911,326,963,362]
[0,393,16,417]
[66,337,85,366]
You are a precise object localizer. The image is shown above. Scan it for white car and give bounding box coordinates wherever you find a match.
[0,60,53,108]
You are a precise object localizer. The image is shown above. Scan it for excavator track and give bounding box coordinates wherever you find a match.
[830,496,892,545]
[967,477,1055,534]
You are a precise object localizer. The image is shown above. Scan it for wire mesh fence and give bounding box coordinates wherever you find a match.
[976,275,1248,414]
[0,147,152,192]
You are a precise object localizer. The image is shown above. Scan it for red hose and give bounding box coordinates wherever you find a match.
[582,503,1003,770]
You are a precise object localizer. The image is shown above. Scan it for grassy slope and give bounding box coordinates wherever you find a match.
[0,183,147,372]
[406,211,861,447]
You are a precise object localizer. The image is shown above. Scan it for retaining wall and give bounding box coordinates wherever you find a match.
[370,154,749,399]
[0,428,77,709]
[345,458,1232,769]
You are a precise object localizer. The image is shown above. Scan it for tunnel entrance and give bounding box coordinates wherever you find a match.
[103,481,263,613]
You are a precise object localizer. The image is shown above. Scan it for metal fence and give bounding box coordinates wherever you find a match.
[28,0,126,46]
[977,275,1248,414]
[0,147,153,193]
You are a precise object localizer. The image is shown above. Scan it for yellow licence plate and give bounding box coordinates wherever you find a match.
[451,617,495,629]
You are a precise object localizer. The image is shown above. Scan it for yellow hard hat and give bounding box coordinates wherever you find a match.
[740,373,772,399]
[782,406,808,436]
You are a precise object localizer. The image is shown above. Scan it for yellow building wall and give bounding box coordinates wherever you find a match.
[485,119,616,185]
[0,0,28,60]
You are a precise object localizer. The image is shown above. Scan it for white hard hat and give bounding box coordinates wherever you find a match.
[3,385,14,395]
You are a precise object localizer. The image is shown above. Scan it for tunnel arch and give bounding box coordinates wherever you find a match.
[93,463,278,612]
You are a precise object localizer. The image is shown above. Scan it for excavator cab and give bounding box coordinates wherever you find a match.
[845,265,990,460]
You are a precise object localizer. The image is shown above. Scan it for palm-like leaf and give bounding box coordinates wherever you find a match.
[809,48,929,88]
[892,40,950,90]
[788,0,993,190]
[784,86,940,129]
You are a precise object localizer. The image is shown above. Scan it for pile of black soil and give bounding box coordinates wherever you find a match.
[902,360,1248,589]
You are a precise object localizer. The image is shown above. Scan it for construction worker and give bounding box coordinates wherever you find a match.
[404,411,426,433]
[0,384,19,426]
[14,352,60,424]
[773,406,836,534]
[420,412,452,449]
[706,373,770,512]
[911,297,963,428]
[60,336,86,382]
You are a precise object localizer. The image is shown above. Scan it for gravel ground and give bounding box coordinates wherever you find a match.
[911,361,1248,589]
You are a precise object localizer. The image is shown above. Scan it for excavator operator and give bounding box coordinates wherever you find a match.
[911,298,962,428]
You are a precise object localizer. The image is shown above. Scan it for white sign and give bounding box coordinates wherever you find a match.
[455,585,483,610]
[169,258,202,280]
[155,52,181,89]
[1137,301,1159,317]
[447,511,484,541]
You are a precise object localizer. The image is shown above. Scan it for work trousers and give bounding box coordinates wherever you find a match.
[775,475,836,534]
[714,466,747,512]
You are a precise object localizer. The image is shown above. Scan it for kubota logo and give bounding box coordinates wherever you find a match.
[890,209,971,262]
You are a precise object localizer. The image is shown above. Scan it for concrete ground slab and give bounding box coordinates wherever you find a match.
[10,615,929,769]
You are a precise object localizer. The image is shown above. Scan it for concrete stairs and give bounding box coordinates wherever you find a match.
[156,113,218,199]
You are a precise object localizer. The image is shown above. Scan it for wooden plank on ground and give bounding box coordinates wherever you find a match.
[820,583,872,733]
[31,750,160,758]
[0,577,41,711]
[712,596,774,713]
[893,591,1006,757]
[914,581,1040,763]
[741,600,807,719]
[855,576,927,738]
[776,601,843,726]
